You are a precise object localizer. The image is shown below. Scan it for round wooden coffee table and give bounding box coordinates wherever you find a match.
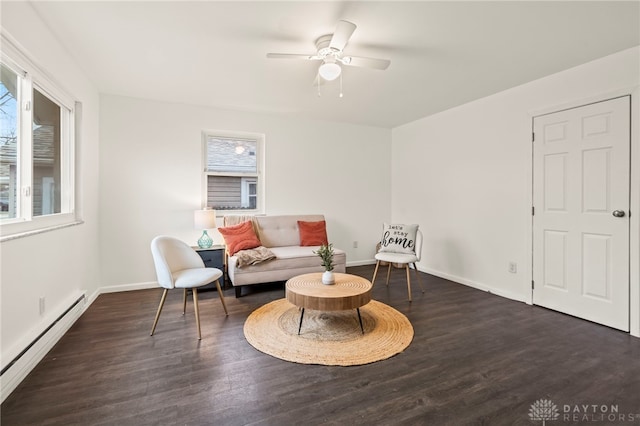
[285,272,373,334]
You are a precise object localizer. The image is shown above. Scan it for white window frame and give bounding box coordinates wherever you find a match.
[241,178,258,209]
[202,130,265,215]
[0,35,79,240]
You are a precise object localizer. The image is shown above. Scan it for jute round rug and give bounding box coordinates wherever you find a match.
[243,298,413,366]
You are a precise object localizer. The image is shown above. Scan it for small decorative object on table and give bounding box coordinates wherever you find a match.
[314,243,335,284]
[194,208,217,249]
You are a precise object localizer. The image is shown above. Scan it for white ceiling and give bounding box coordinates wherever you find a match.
[27,1,640,128]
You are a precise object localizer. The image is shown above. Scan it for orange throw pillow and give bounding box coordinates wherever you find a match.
[298,220,329,246]
[218,221,261,256]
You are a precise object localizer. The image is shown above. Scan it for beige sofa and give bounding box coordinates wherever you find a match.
[223,214,346,297]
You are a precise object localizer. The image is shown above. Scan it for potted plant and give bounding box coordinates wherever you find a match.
[314,243,335,284]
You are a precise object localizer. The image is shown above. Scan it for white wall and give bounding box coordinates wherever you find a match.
[392,47,640,333]
[0,2,101,372]
[99,95,391,288]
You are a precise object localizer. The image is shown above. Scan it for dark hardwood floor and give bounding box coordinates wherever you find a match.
[3,265,640,425]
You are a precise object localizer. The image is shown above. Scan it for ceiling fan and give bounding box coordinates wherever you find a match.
[266,20,391,83]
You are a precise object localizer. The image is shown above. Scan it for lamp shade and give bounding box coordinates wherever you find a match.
[319,62,341,81]
[194,209,217,229]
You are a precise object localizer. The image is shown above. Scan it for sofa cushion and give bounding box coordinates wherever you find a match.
[255,214,325,248]
[298,220,329,246]
[227,246,347,286]
[218,221,261,255]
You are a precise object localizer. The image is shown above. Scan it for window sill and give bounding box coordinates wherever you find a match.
[213,208,264,216]
[0,220,84,242]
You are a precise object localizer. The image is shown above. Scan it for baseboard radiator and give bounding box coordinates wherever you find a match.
[1,293,87,403]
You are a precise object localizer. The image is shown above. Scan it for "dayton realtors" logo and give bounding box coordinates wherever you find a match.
[529,399,560,425]
[529,399,640,423]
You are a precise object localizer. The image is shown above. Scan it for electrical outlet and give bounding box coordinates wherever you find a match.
[508,262,517,274]
[353,241,358,248]
[39,297,45,315]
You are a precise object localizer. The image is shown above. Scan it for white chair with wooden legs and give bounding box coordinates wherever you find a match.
[150,236,228,340]
[371,229,425,302]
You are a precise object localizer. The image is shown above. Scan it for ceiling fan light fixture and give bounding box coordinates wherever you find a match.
[318,62,341,81]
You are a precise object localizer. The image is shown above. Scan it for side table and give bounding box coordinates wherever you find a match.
[193,245,226,290]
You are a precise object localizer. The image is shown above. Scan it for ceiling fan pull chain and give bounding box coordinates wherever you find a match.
[339,72,344,98]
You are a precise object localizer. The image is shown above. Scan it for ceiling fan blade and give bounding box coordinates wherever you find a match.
[329,20,356,51]
[266,53,321,60]
[342,56,390,70]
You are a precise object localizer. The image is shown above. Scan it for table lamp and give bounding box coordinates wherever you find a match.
[194,208,217,248]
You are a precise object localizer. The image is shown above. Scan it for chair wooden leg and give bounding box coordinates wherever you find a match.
[150,289,168,336]
[405,264,412,302]
[215,280,228,316]
[413,263,424,293]
[371,260,381,285]
[385,262,392,286]
[182,289,188,315]
[193,288,201,340]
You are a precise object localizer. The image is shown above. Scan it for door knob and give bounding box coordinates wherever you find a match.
[612,210,626,218]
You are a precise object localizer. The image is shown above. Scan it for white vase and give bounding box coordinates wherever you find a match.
[322,271,335,285]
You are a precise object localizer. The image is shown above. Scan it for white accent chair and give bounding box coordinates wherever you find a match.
[150,236,228,340]
[371,230,425,302]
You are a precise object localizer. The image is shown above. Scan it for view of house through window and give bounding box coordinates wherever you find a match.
[1,41,76,237]
[33,88,62,216]
[203,133,263,211]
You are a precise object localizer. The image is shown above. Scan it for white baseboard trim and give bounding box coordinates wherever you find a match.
[417,265,527,304]
[347,260,376,267]
[1,292,87,403]
[99,281,157,294]
[85,288,100,307]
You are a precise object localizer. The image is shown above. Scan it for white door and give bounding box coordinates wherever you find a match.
[532,96,630,331]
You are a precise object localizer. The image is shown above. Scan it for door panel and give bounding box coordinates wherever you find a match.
[543,230,568,291]
[544,154,568,211]
[533,96,630,331]
[581,233,611,300]
[582,148,610,213]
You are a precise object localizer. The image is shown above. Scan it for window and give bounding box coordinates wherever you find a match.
[1,38,77,239]
[0,63,18,220]
[202,131,264,213]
